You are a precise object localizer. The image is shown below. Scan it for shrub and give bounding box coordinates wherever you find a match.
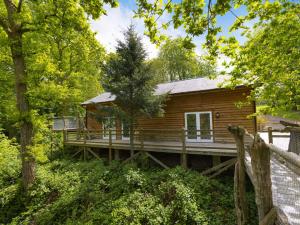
[1,158,258,225]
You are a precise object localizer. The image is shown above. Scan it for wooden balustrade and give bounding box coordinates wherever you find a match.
[65,128,218,143]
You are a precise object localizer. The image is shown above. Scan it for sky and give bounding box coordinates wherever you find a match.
[89,0,249,69]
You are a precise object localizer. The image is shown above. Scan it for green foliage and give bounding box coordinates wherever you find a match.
[222,6,300,112]
[149,38,216,82]
[135,0,299,111]
[103,25,165,124]
[0,133,20,187]
[135,0,296,57]
[0,0,112,138]
[1,157,258,225]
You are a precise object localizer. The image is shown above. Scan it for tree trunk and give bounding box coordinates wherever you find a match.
[9,31,35,190]
[129,118,134,157]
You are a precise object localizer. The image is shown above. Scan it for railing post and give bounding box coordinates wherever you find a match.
[251,134,274,222]
[228,125,248,225]
[181,128,187,169]
[63,129,67,142]
[140,128,144,152]
[268,127,273,144]
[83,130,87,161]
[114,128,120,160]
[109,128,112,164]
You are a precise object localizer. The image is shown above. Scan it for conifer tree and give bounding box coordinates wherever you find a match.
[103,25,164,156]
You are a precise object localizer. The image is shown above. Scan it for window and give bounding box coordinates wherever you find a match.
[102,117,116,139]
[184,112,213,142]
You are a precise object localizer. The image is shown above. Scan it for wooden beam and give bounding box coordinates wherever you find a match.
[145,152,169,169]
[87,148,100,160]
[251,134,274,221]
[122,151,141,165]
[268,143,300,169]
[228,125,248,225]
[209,159,236,178]
[212,156,221,167]
[109,129,112,164]
[267,127,273,144]
[181,128,187,169]
[259,208,277,225]
[201,158,236,175]
[114,150,120,160]
[71,149,82,158]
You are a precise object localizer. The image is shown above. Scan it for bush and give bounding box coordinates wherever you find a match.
[1,157,258,225]
[0,133,20,187]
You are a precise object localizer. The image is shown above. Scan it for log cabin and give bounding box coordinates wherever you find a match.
[64,76,256,168]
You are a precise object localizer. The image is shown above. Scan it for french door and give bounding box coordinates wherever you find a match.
[102,117,116,139]
[184,112,213,142]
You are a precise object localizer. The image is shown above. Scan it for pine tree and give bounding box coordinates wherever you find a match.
[103,25,164,156]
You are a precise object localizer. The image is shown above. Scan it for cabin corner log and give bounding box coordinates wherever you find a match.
[228,125,248,225]
[250,134,275,223]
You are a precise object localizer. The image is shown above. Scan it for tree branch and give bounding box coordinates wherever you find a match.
[3,0,17,27]
[17,0,23,12]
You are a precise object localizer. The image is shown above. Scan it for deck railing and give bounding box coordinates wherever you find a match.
[63,128,234,144]
[64,128,237,166]
[266,127,290,144]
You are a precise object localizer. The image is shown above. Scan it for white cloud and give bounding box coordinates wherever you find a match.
[89,3,191,59]
[90,5,160,59]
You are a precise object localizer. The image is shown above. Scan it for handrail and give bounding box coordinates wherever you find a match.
[64,128,220,144]
[268,143,300,169]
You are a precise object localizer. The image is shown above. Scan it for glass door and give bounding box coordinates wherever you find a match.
[185,113,199,142]
[185,112,213,142]
[102,117,116,139]
[199,112,213,142]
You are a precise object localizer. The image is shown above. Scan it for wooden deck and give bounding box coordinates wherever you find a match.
[64,138,237,156]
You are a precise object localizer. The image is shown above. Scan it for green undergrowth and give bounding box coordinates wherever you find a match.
[1,133,258,225]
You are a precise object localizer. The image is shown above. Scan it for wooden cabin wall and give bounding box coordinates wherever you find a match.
[85,87,256,143]
[137,87,255,143]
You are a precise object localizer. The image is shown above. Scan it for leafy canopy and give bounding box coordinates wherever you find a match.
[0,0,112,133]
[149,37,216,82]
[221,6,300,112]
[135,0,299,111]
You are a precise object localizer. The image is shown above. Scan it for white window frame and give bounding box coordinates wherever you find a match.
[102,117,116,140]
[121,122,130,140]
[184,111,213,142]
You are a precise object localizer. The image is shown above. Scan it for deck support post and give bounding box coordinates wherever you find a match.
[212,156,221,167]
[63,129,67,142]
[228,125,248,225]
[140,129,147,167]
[251,134,275,223]
[181,128,187,169]
[83,130,87,161]
[267,127,273,144]
[140,129,144,152]
[114,150,120,161]
[109,129,112,164]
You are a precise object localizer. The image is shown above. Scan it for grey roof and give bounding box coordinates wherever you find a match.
[82,76,229,105]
